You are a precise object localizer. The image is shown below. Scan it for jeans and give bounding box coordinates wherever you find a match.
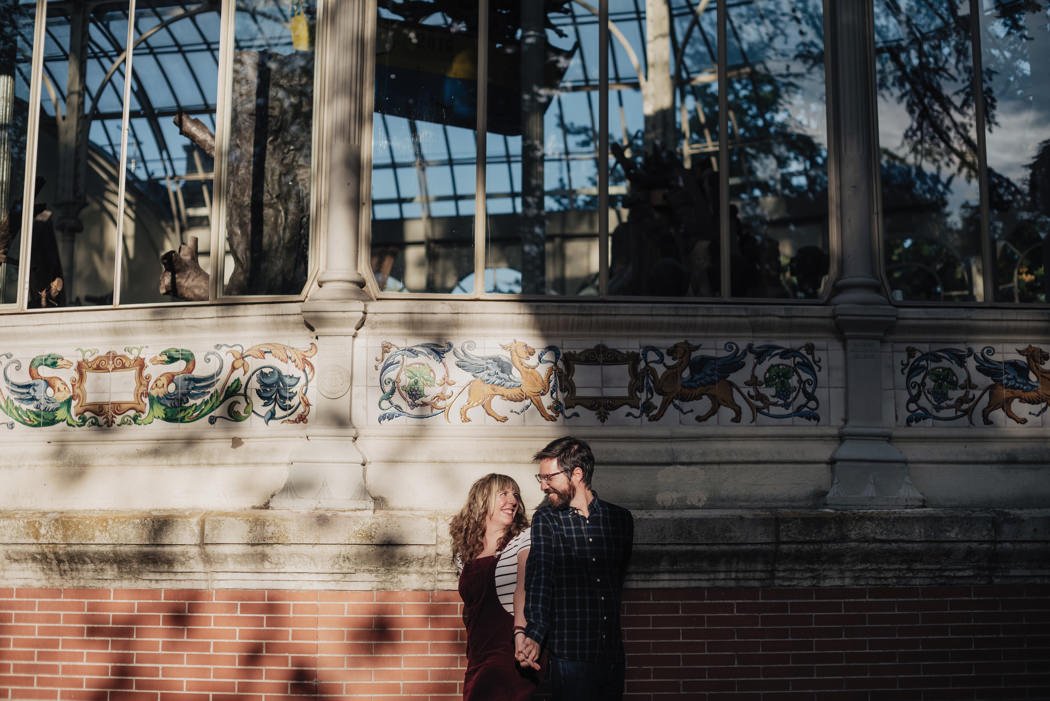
[547,654,625,701]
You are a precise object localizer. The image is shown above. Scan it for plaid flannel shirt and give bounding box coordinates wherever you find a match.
[524,493,633,662]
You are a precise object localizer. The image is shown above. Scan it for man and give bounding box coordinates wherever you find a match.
[516,436,634,699]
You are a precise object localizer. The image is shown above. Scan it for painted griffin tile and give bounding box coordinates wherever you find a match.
[634,341,822,423]
[0,343,315,428]
[901,344,1050,425]
[375,340,561,423]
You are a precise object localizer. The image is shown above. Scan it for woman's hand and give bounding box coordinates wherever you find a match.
[516,635,541,670]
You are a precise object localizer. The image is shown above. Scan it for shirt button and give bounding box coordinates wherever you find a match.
[596,578,601,583]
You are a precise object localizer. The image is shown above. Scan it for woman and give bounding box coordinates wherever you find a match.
[450,474,538,700]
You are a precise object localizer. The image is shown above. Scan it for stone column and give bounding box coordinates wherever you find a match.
[308,0,373,303]
[272,0,374,510]
[825,0,922,509]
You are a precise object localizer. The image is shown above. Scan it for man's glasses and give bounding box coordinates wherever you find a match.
[535,469,569,484]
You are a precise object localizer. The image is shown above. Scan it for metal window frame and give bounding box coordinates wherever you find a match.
[13,0,49,311]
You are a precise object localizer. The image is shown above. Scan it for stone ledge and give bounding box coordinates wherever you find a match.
[0,509,1046,590]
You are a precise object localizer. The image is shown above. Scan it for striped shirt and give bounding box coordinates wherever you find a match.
[494,527,531,614]
[524,494,633,662]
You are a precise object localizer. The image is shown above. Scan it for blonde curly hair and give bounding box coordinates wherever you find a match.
[449,473,529,567]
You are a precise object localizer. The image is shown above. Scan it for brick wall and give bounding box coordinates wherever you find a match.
[1,586,1047,700]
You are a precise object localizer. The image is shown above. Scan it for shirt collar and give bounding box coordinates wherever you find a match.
[568,491,601,518]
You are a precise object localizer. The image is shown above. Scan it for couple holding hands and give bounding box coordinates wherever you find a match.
[450,436,634,700]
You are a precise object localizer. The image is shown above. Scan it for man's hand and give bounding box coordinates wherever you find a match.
[516,635,541,670]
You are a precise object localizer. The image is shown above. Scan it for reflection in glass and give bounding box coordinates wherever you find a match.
[983,1,1050,303]
[370,0,828,298]
[875,0,982,302]
[371,3,478,293]
[608,0,828,298]
[27,4,131,308]
[223,0,314,296]
[0,1,34,303]
[484,2,600,296]
[724,0,829,299]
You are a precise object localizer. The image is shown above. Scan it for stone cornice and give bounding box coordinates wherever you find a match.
[0,509,1044,590]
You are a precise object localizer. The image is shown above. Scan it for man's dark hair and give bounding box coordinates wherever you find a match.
[533,436,595,486]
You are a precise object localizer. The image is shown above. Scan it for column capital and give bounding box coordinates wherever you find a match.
[833,302,897,339]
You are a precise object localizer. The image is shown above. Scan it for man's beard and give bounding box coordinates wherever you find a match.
[543,483,575,511]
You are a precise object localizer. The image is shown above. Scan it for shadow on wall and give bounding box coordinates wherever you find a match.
[0,589,413,700]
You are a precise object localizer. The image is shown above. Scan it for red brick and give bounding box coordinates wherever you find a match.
[14,612,61,624]
[762,588,816,601]
[86,601,135,614]
[57,691,97,701]
[61,590,111,601]
[134,678,185,692]
[14,637,60,649]
[187,626,236,640]
[7,688,59,700]
[815,638,866,651]
[113,589,163,601]
[37,601,85,613]
[3,624,37,637]
[265,589,315,603]
[706,588,760,601]
[238,602,287,615]
[15,588,60,600]
[36,677,83,689]
[39,626,89,638]
[13,663,59,675]
[324,590,375,603]
[377,591,429,603]
[161,640,208,653]
[344,682,401,695]
[790,627,844,639]
[61,664,109,677]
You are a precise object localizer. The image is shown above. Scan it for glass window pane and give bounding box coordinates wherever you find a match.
[0,1,35,304]
[371,3,476,293]
[724,0,829,299]
[612,0,728,297]
[121,2,220,305]
[222,0,315,296]
[484,2,601,296]
[608,0,683,296]
[984,0,1050,303]
[876,0,983,302]
[28,4,131,309]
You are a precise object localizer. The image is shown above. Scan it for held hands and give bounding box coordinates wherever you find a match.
[515,633,541,671]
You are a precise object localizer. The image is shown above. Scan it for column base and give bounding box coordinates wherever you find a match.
[826,432,925,509]
[269,436,374,511]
